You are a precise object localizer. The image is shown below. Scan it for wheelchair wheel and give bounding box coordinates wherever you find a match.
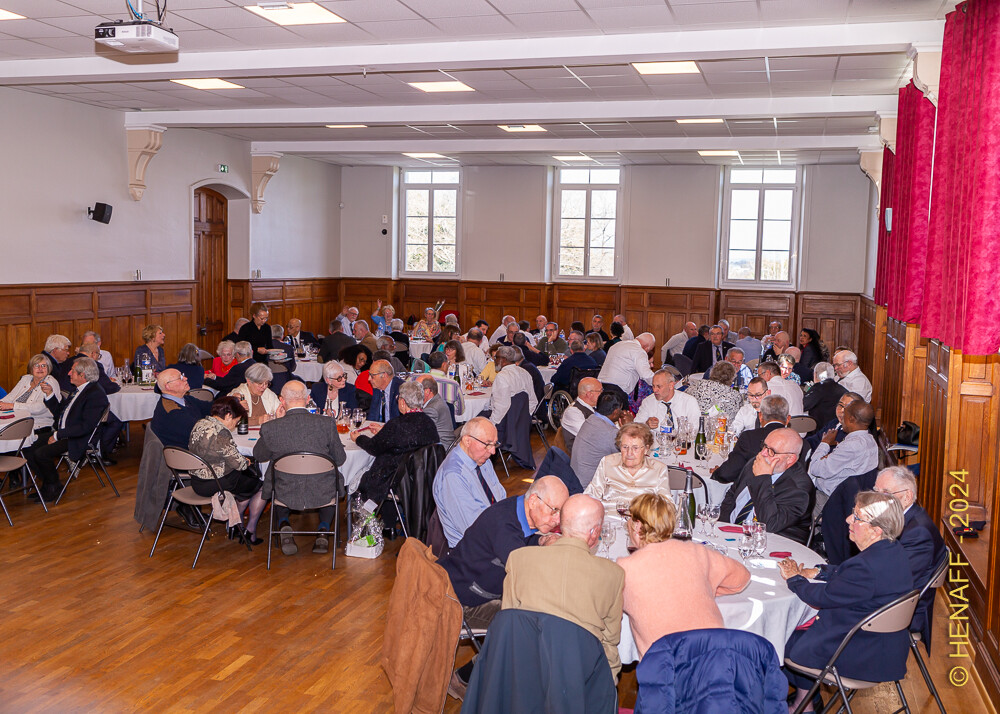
[547,390,573,430]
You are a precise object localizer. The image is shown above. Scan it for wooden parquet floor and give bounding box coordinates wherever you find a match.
[0,430,990,714]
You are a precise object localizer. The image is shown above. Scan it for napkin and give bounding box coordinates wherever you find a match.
[719,525,743,533]
[467,391,486,396]
[770,551,792,558]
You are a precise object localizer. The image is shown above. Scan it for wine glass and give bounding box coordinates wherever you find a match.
[753,530,768,557]
[352,408,364,429]
[706,504,721,537]
[737,537,755,563]
[599,522,616,557]
[615,500,629,520]
[696,504,709,535]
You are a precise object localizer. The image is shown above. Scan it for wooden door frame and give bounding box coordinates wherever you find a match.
[193,186,228,342]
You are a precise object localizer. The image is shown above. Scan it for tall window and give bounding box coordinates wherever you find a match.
[401,169,460,274]
[720,167,799,287]
[555,168,620,278]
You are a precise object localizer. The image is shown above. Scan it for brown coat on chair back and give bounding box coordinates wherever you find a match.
[382,538,462,714]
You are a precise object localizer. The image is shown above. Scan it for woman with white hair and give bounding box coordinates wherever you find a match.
[309,360,359,411]
[229,362,280,426]
[779,491,914,712]
[0,355,62,434]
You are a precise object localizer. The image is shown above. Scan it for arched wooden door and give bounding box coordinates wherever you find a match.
[193,187,227,350]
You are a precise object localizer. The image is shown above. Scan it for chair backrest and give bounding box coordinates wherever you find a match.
[411,358,429,373]
[861,590,922,634]
[919,551,949,597]
[0,416,34,444]
[187,388,215,402]
[666,465,706,492]
[162,445,214,473]
[746,358,760,371]
[84,405,111,447]
[273,451,339,475]
[673,354,694,377]
[788,415,817,433]
[568,367,601,399]
[197,349,214,362]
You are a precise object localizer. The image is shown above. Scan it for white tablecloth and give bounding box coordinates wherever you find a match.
[108,384,159,422]
[651,450,732,506]
[455,388,491,423]
[0,414,35,453]
[233,420,375,494]
[538,366,556,385]
[292,359,324,383]
[606,522,821,663]
[409,341,433,359]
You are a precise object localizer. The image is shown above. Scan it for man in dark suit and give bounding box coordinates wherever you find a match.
[319,319,356,364]
[712,394,789,484]
[25,357,109,502]
[802,363,847,435]
[149,368,212,448]
[204,341,255,393]
[285,318,319,351]
[42,334,75,393]
[268,325,297,394]
[720,427,815,543]
[77,342,124,463]
[368,359,404,423]
[550,339,598,392]
[682,324,709,360]
[691,325,734,374]
[512,331,549,367]
[875,466,946,648]
[222,317,250,344]
[254,380,346,555]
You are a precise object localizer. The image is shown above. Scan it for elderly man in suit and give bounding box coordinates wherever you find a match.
[42,334,74,393]
[368,359,404,423]
[319,319,356,364]
[204,341,255,392]
[25,357,109,502]
[691,325,734,374]
[416,374,455,449]
[285,318,318,351]
[720,427,815,543]
[712,395,789,484]
[254,380,347,556]
[150,367,212,448]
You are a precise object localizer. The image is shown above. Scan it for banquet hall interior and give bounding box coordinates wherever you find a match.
[0,0,998,711]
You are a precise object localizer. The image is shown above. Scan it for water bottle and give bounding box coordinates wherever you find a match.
[307,397,318,414]
[139,351,153,384]
[558,329,565,341]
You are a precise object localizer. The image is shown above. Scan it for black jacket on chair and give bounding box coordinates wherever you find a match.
[395,443,447,543]
[497,392,534,470]
[356,412,439,505]
[44,383,109,462]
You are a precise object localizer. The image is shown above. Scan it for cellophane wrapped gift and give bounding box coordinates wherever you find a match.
[346,496,384,558]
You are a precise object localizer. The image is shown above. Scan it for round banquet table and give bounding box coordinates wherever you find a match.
[232,419,375,495]
[538,366,556,385]
[108,384,160,422]
[604,520,821,663]
[650,449,732,506]
[455,387,491,423]
[292,359,324,383]
[408,340,433,360]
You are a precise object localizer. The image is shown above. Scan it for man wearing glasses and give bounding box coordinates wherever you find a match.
[367,360,404,423]
[719,428,814,543]
[433,417,507,548]
[150,367,211,448]
[536,322,568,356]
[712,395,790,485]
[731,377,770,435]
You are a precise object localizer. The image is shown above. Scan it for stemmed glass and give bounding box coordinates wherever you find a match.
[706,504,721,537]
[599,522,616,557]
[737,536,755,563]
[696,504,709,535]
[615,500,629,520]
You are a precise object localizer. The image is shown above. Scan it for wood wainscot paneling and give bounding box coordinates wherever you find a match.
[338,278,394,333]
[619,287,716,344]
[0,281,197,391]
[858,296,877,382]
[396,279,461,327]
[228,279,339,340]
[548,284,618,335]
[796,293,860,353]
[717,290,795,338]
[458,282,548,335]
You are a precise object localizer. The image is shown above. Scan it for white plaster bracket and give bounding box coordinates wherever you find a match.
[876,112,897,153]
[251,153,281,214]
[908,45,942,106]
[127,125,166,201]
[859,149,884,193]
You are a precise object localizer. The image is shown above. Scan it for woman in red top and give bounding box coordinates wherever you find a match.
[210,340,237,378]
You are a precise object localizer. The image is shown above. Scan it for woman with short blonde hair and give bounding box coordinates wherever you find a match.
[134,324,166,373]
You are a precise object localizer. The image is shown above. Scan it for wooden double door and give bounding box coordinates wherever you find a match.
[193,187,227,350]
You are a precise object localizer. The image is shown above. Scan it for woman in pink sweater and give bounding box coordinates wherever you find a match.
[617,494,751,657]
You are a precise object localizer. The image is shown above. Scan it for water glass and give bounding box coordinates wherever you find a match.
[599,522,616,556]
[706,504,721,536]
[737,536,755,562]
[696,504,709,535]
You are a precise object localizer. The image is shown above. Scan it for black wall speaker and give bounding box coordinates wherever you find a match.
[89,202,113,224]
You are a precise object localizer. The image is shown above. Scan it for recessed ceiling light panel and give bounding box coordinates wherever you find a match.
[326,124,367,129]
[632,61,700,75]
[245,2,345,25]
[408,81,474,93]
[0,9,26,20]
[404,152,447,159]
[553,155,595,161]
[698,150,740,157]
[498,124,546,133]
[170,78,245,90]
[676,118,724,124]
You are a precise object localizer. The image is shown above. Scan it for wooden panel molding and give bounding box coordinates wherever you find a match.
[718,290,795,339]
[858,296,877,380]
[796,293,860,352]
[620,287,716,340]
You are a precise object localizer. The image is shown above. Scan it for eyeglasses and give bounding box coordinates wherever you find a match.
[370,371,392,378]
[166,375,189,386]
[328,374,347,382]
[534,494,560,515]
[849,512,870,525]
[747,390,768,399]
[620,444,647,453]
[761,443,795,457]
[874,487,909,497]
[468,434,500,450]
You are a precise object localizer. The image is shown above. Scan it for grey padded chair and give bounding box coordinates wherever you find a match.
[0,416,41,519]
[266,452,342,571]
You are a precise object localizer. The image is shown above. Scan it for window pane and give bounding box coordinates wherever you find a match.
[591,190,617,219]
[763,169,796,184]
[561,190,587,219]
[405,244,428,272]
[762,220,791,250]
[727,250,756,280]
[729,219,757,250]
[589,248,615,276]
[559,247,585,275]
[590,219,615,248]
[760,251,790,280]
[560,218,586,247]
[590,169,620,184]
[434,189,456,217]
[560,169,589,184]
[406,189,429,217]
[434,217,456,245]
[730,189,759,220]
[432,171,459,184]
[763,189,793,220]
[433,245,456,272]
[405,171,431,184]
[731,169,763,184]
[406,216,428,245]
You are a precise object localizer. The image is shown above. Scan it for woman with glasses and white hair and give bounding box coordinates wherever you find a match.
[778,491,914,712]
[309,360,358,412]
[584,422,671,521]
[229,362,280,426]
[0,354,62,435]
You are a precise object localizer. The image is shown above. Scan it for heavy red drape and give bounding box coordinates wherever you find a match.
[922,0,1000,354]
[873,145,895,307]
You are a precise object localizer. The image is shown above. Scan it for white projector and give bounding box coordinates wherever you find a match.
[95,21,179,53]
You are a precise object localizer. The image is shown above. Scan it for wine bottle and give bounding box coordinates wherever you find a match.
[685,467,697,528]
[694,415,708,460]
[673,469,695,540]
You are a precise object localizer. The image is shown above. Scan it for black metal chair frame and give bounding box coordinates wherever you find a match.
[266,451,342,570]
[0,416,45,519]
[908,552,949,714]
[54,405,119,505]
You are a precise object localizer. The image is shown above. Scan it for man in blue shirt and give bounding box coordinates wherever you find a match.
[433,417,507,547]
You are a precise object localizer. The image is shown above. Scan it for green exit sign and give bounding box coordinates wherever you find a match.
[218,164,229,173]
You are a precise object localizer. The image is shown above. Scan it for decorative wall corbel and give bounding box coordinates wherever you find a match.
[909,45,942,106]
[877,113,897,154]
[251,153,282,214]
[127,125,165,201]
[859,149,883,192]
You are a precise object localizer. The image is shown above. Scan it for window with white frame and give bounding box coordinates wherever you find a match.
[400,169,460,274]
[555,168,621,278]
[720,167,800,287]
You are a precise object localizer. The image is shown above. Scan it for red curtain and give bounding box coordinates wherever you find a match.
[873,145,895,307]
[922,0,1000,354]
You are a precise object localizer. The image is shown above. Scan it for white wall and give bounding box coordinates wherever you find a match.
[250,154,341,278]
[339,166,395,278]
[622,165,721,287]
[799,164,873,293]
[863,180,880,298]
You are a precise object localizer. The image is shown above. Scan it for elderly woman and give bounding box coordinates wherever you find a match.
[686,361,743,421]
[229,362,280,426]
[310,360,358,413]
[778,352,802,385]
[352,380,440,506]
[779,492,914,712]
[211,340,237,378]
[618,493,750,657]
[164,343,205,389]
[188,396,267,544]
[237,302,272,363]
[371,299,395,333]
[584,423,670,519]
[0,355,62,435]
[133,324,166,373]
[338,344,371,386]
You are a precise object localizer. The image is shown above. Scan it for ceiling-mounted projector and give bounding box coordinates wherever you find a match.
[95,20,179,53]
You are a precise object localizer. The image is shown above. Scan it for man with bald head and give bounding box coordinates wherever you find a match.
[720,427,815,543]
[661,321,697,364]
[612,314,634,342]
[433,417,508,547]
[762,330,790,363]
[808,399,878,512]
[149,367,211,448]
[560,377,603,451]
[285,318,318,351]
[502,493,625,676]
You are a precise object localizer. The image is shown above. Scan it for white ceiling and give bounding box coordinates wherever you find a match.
[0,0,956,165]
